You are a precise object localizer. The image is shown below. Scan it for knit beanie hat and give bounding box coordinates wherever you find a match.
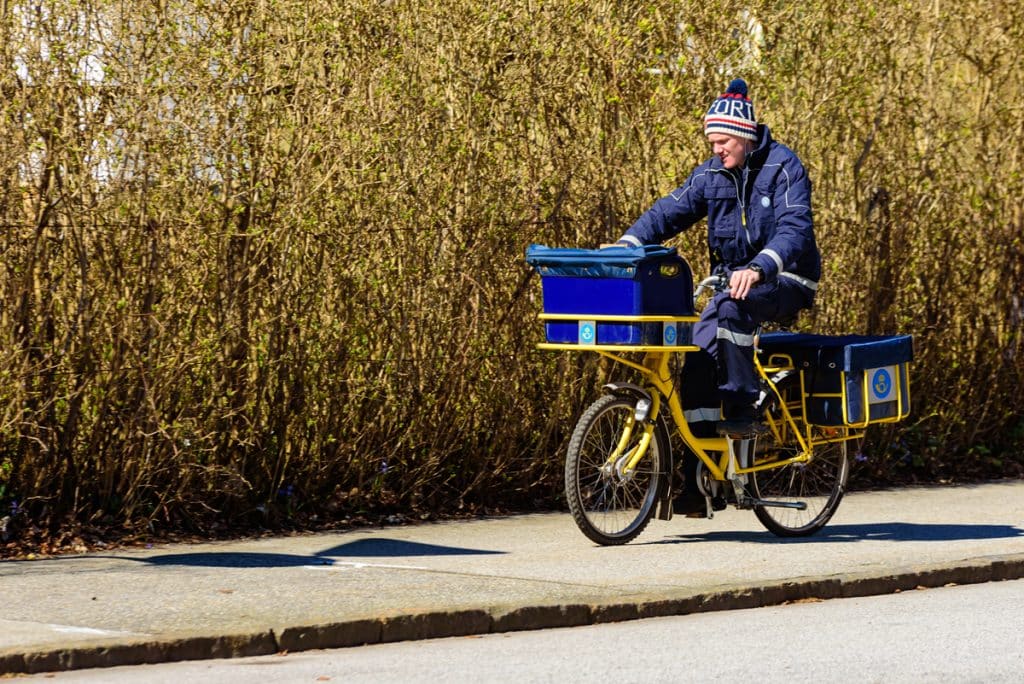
[704,78,757,141]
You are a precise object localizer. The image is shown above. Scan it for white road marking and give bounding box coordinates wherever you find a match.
[50,625,135,636]
[303,561,429,571]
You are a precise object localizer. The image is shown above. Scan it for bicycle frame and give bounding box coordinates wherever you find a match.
[538,313,863,483]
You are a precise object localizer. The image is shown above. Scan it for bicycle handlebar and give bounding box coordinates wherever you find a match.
[693,274,728,303]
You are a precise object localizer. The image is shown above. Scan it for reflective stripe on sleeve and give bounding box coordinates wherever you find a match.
[780,271,819,291]
[761,248,784,274]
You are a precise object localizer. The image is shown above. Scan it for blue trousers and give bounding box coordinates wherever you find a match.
[679,278,813,489]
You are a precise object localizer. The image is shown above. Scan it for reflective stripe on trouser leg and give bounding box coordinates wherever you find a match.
[715,326,755,348]
[683,407,721,423]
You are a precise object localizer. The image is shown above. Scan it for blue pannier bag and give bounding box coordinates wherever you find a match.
[758,332,913,427]
[525,243,694,346]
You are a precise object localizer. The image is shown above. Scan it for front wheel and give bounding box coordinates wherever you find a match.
[565,394,668,545]
[751,376,849,537]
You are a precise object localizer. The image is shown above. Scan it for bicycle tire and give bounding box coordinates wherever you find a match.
[564,394,668,545]
[751,375,849,537]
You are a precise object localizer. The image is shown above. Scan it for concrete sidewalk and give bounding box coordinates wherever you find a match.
[2,480,1024,674]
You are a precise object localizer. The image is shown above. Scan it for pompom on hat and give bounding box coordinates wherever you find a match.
[704,78,758,141]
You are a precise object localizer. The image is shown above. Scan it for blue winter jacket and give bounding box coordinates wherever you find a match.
[619,125,820,291]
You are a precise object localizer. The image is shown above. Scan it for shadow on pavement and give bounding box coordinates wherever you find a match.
[318,538,505,557]
[89,538,505,569]
[655,522,1024,545]
[141,552,332,568]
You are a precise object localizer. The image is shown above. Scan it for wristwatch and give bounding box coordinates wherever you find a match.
[748,263,764,279]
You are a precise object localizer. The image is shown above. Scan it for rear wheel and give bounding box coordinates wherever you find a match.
[751,376,849,537]
[564,394,668,545]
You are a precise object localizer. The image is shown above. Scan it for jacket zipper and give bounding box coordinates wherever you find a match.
[729,168,753,246]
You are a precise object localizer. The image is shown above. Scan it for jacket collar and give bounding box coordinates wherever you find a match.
[747,124,772,168]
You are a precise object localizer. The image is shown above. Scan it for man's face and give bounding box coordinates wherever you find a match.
[708,133,750,170]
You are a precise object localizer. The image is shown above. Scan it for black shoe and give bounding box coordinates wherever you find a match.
[716,418,768,437]
[672,491,708,518]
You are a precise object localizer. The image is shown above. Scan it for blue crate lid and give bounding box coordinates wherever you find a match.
[760,332,913,372]
[525,243,679,279]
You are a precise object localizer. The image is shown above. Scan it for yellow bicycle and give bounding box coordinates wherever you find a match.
[528,246,911,545]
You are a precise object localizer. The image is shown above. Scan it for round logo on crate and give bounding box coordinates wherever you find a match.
[664,325,677,345]
[871,368,892,399]
[579,322,596,343]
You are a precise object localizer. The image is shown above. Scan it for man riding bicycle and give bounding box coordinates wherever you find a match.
[612,78,820,516]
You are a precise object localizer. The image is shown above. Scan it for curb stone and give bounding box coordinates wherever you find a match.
[0,632,277,675]
[3,552,1023,675]
[276,619,381,652]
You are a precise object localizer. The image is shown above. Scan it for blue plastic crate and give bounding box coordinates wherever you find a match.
[759,332,913,427]
[525,244,694,345]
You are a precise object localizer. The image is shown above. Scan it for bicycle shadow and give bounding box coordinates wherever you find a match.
[86,538,506,569]
[653,522,1024,545]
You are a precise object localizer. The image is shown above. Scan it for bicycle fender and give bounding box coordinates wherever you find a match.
[601,382,652,401]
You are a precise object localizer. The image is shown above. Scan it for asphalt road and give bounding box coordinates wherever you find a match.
[27,578,1024,683]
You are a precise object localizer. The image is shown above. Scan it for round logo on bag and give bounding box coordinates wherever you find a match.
[872,369,892,399]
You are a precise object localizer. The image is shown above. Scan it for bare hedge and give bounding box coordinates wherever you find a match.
[1,0,1021,534]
